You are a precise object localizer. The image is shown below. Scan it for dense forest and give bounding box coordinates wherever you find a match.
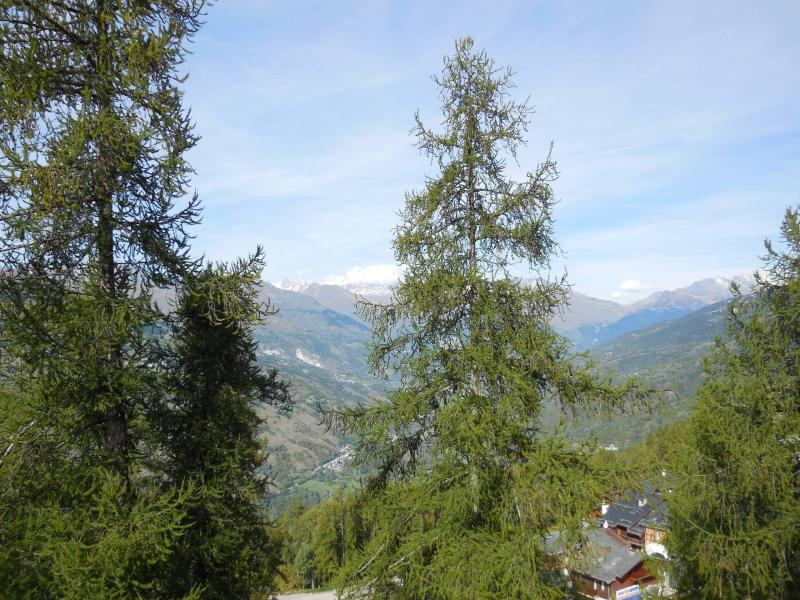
[0,2,797,599]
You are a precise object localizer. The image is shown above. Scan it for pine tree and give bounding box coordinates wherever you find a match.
[0,1,209,595]
[328,38,650,599]
[158,251,292,598]
[667,208,800,599]
[276,491,367,592]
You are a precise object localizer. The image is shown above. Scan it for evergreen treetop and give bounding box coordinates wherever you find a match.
[329,38,651,599]
[0,0,207,477]
[156,250,292,598]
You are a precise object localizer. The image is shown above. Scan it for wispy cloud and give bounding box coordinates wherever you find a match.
[181,0,800,299]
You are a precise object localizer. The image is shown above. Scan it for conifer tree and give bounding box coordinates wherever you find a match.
[158,251,292,598]
[276,491,366,592]
[0,1,218,595]
[0,0,204,455]
[668,208,800,599]
[328,38,649,599]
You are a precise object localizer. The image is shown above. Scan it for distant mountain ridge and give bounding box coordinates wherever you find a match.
[147,274,752,507]
[277,279,394,301]
[275,275,752,348]
[553,275,752,348]
[632,276,752,309]
[568,298,733,446]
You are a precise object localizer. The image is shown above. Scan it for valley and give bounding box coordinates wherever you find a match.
[258,276,747,508]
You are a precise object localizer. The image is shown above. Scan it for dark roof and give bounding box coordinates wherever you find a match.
[599,483,669,534]
[575,529,643,584]
[543,531,564,556]
[544,527,644,585]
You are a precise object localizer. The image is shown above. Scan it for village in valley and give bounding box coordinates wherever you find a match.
[546,481,674,600]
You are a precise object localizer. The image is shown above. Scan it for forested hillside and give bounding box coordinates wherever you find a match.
[569,300,729,447]
[258,283,735,506]
[592,299,729,396]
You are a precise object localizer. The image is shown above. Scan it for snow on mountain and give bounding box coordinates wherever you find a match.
[275,279,311,293]
[338,281,394,299]
[553,274,754,349]
[259,346,283,357]
[260,272,754,500]
[322,264,400,295]
[273,278,393,302]
[266,273,754,351]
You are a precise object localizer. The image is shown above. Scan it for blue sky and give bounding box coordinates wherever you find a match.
[182,0,800,302]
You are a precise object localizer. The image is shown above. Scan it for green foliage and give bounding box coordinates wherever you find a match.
[156,251,292,598]
[0,1,208,594]
[327,38,652,599]
[0,0,203,292]
[0,0,206,466]
[0,384,201,599]
[590,299,728,400]
[275,491,365,592]
[615,419,692,477]
[667,208,800,598]
[0,2,290,596]
[546,300,730,451]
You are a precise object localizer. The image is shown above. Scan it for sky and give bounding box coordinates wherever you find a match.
[181,0,800,303]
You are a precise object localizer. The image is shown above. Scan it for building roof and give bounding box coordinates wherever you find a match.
[544,527,644,585]
[600,482,669,535]
[578,528,644,584]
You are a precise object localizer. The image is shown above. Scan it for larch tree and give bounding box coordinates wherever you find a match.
[328,38,650,599]
[667,208,800,599]
[0,1,282,596]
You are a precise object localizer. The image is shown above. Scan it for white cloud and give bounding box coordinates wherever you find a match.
[611,279,644,299]
[620,280,641,291]
[324,264,402,286]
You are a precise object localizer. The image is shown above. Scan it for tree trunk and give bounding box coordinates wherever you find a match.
[95,0,128,477]
[465,108,481,516]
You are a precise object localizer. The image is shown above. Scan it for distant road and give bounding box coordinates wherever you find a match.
[277,592,337,600]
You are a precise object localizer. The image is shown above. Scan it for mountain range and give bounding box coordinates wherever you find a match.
[257,275,751,506]
[550,275,751,348]
[274,275,751,348]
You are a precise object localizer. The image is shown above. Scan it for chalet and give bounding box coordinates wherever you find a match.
[569,528,655,599]
[545,482,675,599]
[599,482,669,559]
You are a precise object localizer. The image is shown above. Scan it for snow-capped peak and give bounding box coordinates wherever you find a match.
[276,279,311,293]
[338,282,395,297]
[323,264,401,297]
